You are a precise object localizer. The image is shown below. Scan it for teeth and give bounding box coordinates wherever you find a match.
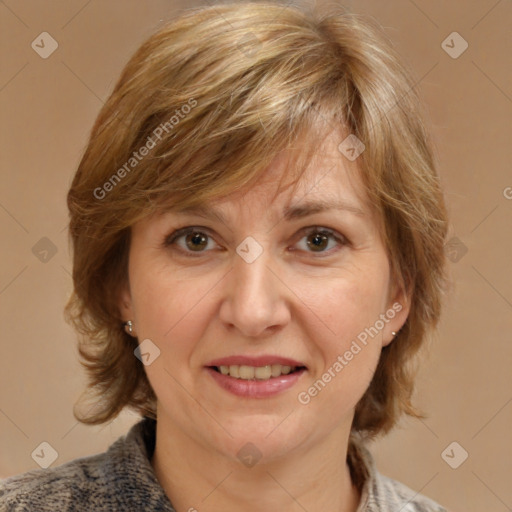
[239,365,255,379]
[217,364,298,380]
[281,365,292,375]
[255,366,272,379]
[271,364,283,377]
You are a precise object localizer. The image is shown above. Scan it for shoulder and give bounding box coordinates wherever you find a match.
[0,451,113,511]
[370,473,448,511]
[1,417,174,512]
[351,440,448,512]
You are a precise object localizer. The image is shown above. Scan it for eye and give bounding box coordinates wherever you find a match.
[164,225,348,257]
[164,227,219,255]
[292,226,347,256]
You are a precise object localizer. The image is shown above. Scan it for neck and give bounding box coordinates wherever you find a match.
[151,413,361,512]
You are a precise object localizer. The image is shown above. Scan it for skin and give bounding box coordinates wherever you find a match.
[120,130,410,512]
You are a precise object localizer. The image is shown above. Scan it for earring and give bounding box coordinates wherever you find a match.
[391,331,397,336]
[124,320,134,335]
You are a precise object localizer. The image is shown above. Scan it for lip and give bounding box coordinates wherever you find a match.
[205,366,307,398]
[206,355,306,368]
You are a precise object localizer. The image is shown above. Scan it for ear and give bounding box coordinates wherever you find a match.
[118,283,134,323]
[382,281,411,347]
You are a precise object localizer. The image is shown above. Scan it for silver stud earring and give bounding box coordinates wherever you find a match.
[391,331,397,336]
[124,320,134,335]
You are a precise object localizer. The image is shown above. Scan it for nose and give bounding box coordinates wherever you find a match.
[218,247,291,338]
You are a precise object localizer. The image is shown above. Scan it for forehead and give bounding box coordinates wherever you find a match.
[152,126,377,229]
[214,129,370,213]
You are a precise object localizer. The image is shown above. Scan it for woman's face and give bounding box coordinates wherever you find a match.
[121,131,409,464]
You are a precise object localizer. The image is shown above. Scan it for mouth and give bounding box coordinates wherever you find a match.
[209,364,307,381]
[205,356,308,398]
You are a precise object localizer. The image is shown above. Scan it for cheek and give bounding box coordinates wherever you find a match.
[297,265,389,405]
[133,275,188,331]
[130,263,218,358]
[308,265,390,343]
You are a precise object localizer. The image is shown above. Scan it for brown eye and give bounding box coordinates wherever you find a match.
[306,232,329,252]
[164,227,216,255]
[185,231,209,251]
[293,227,347,256]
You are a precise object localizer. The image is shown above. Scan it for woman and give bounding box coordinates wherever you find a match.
[1,2,449,511]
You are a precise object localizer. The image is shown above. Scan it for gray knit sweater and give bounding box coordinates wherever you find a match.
[1,417,447,511]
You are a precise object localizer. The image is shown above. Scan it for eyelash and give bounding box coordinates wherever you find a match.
[163,226,349,258]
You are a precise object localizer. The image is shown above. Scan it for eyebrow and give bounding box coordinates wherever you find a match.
[282,199,366,220]
[175,199,366,224]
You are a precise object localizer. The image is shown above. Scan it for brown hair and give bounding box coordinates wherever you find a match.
[66,2,448,437]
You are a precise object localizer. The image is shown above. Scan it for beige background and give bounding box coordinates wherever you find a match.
[1,1,511,511]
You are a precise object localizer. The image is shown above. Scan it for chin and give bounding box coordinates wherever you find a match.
[206,415,311,466]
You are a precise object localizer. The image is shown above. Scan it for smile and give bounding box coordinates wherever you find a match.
[205,355,307,397]
[213,364,304,380]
